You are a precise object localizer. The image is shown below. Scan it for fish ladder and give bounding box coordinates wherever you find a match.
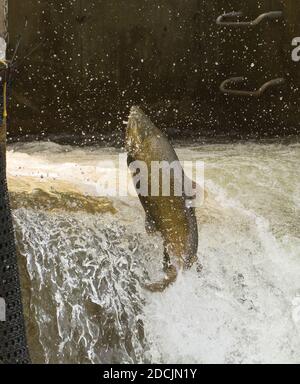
[0,62,30,364]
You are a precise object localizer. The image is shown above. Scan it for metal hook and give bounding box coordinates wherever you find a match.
[216,11,282,27]
[220,77,285,97]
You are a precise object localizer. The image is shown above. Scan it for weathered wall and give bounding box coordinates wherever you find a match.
[0,0,7,61]
[7,1,300,144]
[0,0,6,38]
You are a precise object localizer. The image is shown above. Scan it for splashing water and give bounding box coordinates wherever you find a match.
[7,140,300,364]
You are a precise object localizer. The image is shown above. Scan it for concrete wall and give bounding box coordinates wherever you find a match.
[0,0,6,38]
[0,0,7,60]
[7,0,300,143]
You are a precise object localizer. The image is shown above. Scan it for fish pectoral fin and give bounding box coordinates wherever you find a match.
[145,213,157,235]
[184,254,199,270]
[142,265,178,293]
[196,261,203,274]
[184,178,208,201]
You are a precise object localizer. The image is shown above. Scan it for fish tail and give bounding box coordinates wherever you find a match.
[143,265,178,293]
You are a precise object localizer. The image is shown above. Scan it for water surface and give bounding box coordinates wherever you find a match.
[7,140,300,364]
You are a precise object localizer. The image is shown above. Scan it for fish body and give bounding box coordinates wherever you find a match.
[126,106,199,292]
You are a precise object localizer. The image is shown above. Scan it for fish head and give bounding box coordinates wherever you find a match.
[126,106,157,156]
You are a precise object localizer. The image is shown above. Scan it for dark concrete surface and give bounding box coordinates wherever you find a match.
[6,0,300,144]
[0,1,6,38]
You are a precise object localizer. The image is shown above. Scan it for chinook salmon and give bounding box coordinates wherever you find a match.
[125,106,200,292]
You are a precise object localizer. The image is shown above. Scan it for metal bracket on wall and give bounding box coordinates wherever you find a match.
[216,11,282,27]
[220,77,285,97]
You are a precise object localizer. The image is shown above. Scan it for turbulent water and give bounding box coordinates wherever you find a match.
[7,140,300,364]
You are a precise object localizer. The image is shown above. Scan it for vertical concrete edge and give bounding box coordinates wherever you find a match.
[0,0,7,58]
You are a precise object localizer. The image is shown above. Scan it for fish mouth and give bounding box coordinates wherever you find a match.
[128,106,146,129]
[125,106,143,153]
[129,106,143,118]
[127,106,141,129]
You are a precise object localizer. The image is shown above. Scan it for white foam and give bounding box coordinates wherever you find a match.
[9,140,300,363]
